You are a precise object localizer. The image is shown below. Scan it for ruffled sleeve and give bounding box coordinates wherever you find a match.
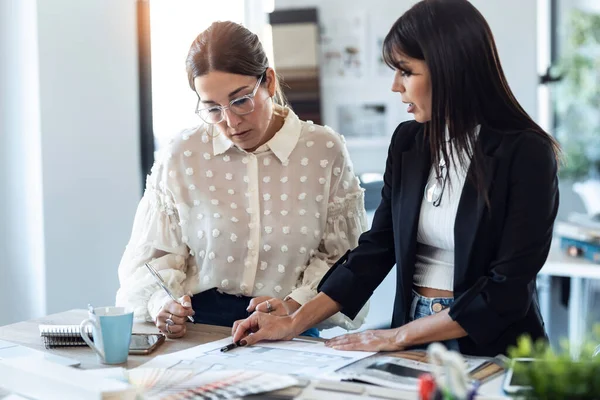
[286,139,369,330]
[115,152,190,322]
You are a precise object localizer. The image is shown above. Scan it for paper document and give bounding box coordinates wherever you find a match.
[141,337,375,378]
[0,339,80,367]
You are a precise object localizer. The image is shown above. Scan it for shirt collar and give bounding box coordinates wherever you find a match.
[212,108,302,163]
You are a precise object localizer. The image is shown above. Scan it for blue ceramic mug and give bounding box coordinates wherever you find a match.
[80,306,133,364]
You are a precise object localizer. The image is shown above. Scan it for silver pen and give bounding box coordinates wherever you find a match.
[144,262,195,323]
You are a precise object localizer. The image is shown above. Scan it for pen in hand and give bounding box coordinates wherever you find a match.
[144,262,195,323]
[220,341,243,353]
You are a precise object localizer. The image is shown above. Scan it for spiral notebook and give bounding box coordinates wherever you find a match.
[38,324,92,349]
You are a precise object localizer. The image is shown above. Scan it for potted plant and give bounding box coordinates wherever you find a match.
[508,325,600,399]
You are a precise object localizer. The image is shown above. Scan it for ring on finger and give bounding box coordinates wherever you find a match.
[169,313,173,320]
[266,300,273,313]
[166,318,175,326]
[167,324,172,334]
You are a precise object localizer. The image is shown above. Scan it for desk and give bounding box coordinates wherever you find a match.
[539,245,600,354]
[0,310,509,399]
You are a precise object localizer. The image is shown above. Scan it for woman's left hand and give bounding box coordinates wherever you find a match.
[325,329,406,352]
[246,296,300,317]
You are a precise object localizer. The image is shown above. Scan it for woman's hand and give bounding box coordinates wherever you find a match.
[325,328,407,352]
[231,312,298,346]
[154,295,195,339]
[246,296,301,316]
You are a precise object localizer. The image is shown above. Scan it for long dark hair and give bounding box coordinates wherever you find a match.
[185,21,286,105]
[382,0,561,201]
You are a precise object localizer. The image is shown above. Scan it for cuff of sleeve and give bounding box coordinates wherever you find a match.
[147,291,171,322]
[318,259,373,320]
[287,286,316,307]
[449,291,505,346]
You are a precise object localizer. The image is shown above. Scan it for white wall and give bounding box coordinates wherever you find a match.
[36,0,142,314]
[275,0,539,176]
[0,0,141,325]
[0,0,46,325]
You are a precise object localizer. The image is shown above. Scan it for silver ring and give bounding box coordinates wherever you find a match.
[166,318,175,326]
[266,300,273,313]
[166,324,172,334]
[169,313,173,320]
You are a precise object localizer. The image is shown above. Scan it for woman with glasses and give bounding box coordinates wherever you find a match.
[232,0,561,357]
[116,21,368,338]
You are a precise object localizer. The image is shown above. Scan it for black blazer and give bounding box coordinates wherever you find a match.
[318,121,559,357]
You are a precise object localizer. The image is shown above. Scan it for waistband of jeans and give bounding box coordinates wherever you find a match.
[411,289,454,302]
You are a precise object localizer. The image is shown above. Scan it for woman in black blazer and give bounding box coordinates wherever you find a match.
[232,0,561,357]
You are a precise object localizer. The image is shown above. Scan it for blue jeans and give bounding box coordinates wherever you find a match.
[190,288,319,338]
[408,289,459,351]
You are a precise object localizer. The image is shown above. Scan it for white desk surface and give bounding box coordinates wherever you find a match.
[0,310,510,399]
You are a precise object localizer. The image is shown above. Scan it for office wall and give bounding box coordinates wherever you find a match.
[0,0,141,325]
[274,0,539,176]
[0,0,46,325]
[36,0,142,314]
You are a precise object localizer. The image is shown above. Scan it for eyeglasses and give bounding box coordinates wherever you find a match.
[424,162,448,207]
[195,75,264,124]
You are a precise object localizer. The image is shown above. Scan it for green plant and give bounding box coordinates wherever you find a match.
[554,9,600,180]
[508,325,600,399]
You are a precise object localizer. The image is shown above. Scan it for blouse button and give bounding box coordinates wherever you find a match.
[242,157,249,164]
[260,261,268,270]
[278,264,285,273]
[221,279,229,288]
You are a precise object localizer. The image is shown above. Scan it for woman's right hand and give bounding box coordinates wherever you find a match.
[231,312,297,346]
[155,295,195,339]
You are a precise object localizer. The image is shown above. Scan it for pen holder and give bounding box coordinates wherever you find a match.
[80,306,133,365]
